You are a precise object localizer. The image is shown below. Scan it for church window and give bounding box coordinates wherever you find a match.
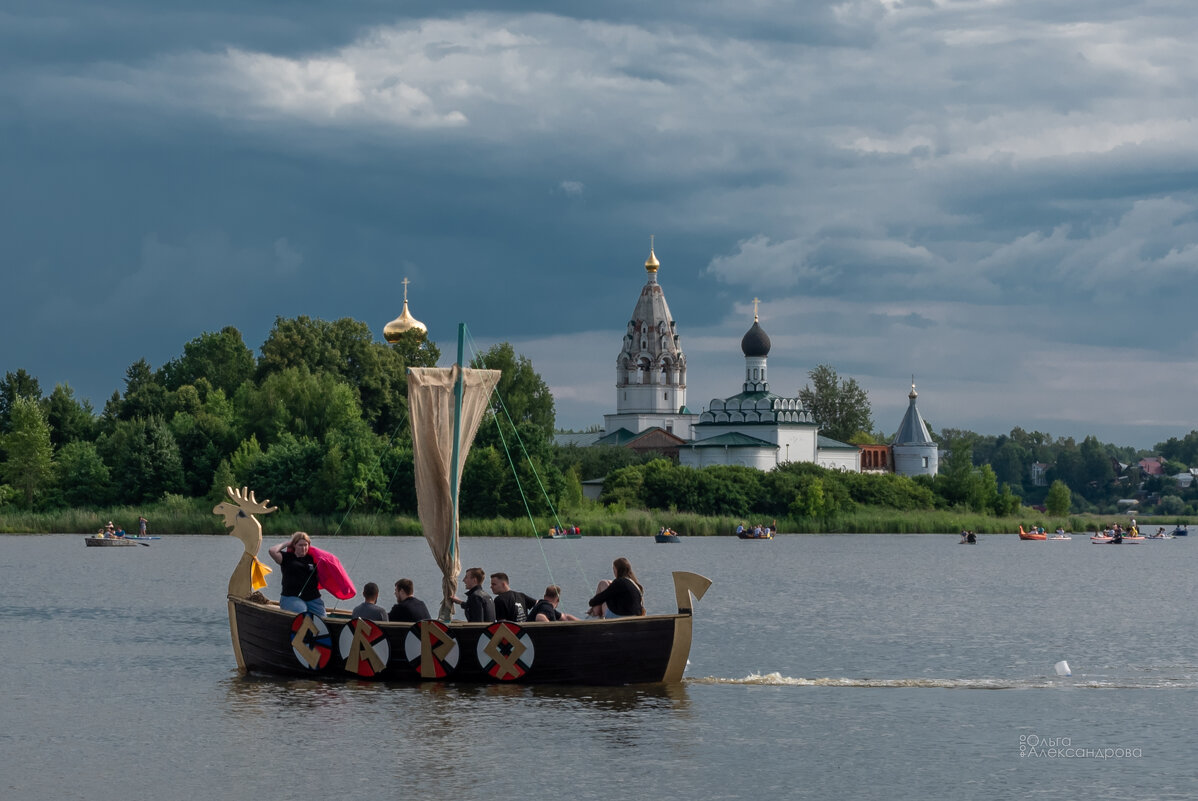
[922,456,929,468]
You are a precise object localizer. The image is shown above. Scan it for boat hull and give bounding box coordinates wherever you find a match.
[655,534,681,543]
[228,596,695,685]
[84,536,138,547]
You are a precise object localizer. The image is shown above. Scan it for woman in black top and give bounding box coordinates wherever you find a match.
[267,531,325,616]
[587,557,644,617]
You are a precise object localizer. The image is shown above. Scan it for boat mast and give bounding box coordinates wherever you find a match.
[447,323,466,606]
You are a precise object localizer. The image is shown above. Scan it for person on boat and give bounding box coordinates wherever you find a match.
[966,531,977,544]
[389,578,432,622]
[1110,530,1123,544]
[268,531,325,617]
[736,524,745,535]
[573,524,581,536]
[529,585,581,622]
[959,530,969,543]
[588,557,645,618]
[490,572,537,622]
[587,580,611,618]
[138,516,148,537]
[451,567,496,622]
[351,582,388,622]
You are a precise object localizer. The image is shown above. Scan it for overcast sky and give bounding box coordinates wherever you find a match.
[3,1,1197,449]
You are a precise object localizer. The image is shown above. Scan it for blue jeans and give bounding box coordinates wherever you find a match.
[280,595,326,617]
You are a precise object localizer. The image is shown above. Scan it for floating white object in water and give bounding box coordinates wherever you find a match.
[1054,660,1071,677]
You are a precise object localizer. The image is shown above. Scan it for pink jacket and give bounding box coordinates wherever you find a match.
[307,545,356,600]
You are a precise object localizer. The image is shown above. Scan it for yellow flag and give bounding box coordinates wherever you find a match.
[251,557,273,591]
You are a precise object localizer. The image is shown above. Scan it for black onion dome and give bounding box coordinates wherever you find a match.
[740,321,771,357]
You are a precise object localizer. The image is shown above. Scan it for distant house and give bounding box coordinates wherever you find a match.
[1029,461,1048,487]
[594,426,687,459]
[1139,456,1165,476]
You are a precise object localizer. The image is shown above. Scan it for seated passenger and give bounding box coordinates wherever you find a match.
[490,572,537,622]
[351,581,388,622]
[529,585,580,622]
[389,578,431,622]
[587,557,645,618]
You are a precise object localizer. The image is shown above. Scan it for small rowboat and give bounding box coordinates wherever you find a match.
[1048,534,1072,541]
[1018,526,1046,540]
[84,535,141,547]
[1090,535,1143,544]
[655,531,681,543]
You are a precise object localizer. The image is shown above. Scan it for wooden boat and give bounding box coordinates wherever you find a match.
[84,535,142,547]
[543,528,581,540]
[655,530,681,543]
[1018,526,1046,540]
[736,526,774,540]
[219,323,710,685]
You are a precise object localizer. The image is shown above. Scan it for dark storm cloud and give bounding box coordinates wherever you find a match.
[2,2,1197,447]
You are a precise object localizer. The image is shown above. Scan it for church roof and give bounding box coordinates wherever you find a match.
[681,431,777,449]
[817,435,857,450]
[593,428,640,446]
[893,382,935,446]
[740,321,771,357]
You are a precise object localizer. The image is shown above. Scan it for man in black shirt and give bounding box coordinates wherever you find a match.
[490,572,537,622]
[451,567,496,622]
[529,585,580,622]
[388,578,432,622]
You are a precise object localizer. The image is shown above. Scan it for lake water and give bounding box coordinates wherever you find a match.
[3,532,1196,800]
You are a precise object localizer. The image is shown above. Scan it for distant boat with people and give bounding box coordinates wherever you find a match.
[655,528,682,543]
[736,523,774,540]
[1018,526,1046,540]
[543,526,581,540]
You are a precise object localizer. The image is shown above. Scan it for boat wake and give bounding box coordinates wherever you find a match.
[688,672,1198,690]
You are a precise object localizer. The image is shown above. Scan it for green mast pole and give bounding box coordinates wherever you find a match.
[448,323,466,579]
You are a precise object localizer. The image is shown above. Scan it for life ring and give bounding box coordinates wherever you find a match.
[339,618,390,677]
[290,613,333,671]
[476,622,535,680]
[404,620,460,679]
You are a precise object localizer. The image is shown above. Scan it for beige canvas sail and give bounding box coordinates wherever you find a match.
[407,365,502,620]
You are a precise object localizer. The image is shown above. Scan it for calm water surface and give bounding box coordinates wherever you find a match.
[2,532,1196,800]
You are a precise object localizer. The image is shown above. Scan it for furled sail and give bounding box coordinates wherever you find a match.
[407,365,502,621]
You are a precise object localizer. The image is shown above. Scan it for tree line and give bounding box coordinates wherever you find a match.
[1,317,1194,520]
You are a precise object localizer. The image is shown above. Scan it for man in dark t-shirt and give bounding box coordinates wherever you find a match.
[388,578,431,622]
[490,572,538,622]
[352,582,389,622]
[528,585,580,622]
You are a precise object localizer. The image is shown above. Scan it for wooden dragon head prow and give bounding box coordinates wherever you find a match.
[214,486,277,598]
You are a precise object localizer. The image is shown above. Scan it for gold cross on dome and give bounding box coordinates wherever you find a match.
[402,277,410,303]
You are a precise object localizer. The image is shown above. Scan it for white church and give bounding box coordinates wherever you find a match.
[576,243,938,477]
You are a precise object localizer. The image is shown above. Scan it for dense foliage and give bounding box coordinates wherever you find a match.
[2,322,1195,522]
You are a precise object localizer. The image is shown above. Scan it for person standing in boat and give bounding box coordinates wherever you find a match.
[588,557,645,618]
[388,578,431,622]
[529,585,581,622]
[490,572,537,622]
[451,567,496,622]
[268,532,325,617]
[351,582,388,622]
[138,516,148,537]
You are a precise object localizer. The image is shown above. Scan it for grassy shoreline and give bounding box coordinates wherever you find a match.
[1,503,1187,536]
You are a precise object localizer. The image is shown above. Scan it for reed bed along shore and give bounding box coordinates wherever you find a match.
[1,502,1186,537]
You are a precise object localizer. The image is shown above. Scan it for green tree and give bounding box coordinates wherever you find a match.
[797,364,874,444]
[119,359,169,421]
[44,383,96,448]
[1045,479,1071,515]
[0,369,43,435]
[52,440,112,508]
[475,342,556,434]
[158,326,256,397]
[0,396,54,508]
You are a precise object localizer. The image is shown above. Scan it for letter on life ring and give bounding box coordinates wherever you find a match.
[291,613,333,671]
[339,618,390,677]
[404,620,459,679]
[476,622,535,680]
